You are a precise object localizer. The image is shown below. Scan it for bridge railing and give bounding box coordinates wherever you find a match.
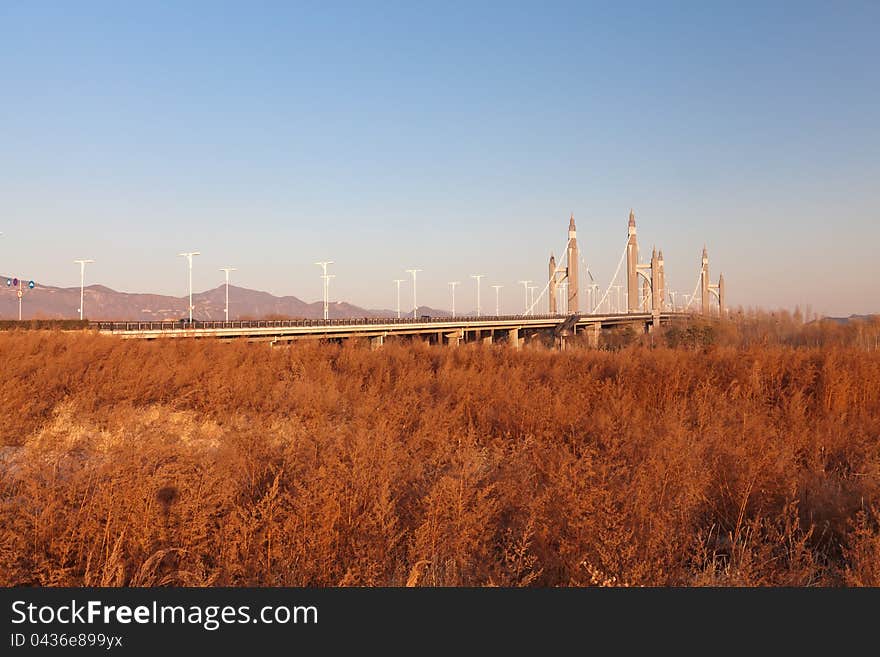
[89,313,590,332]
[90,312,690,333]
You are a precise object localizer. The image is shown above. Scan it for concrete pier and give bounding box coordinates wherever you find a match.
[508,328,521,349]
[587,324,600,348]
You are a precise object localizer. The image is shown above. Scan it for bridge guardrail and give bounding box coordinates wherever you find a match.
[91,313,687,333]
[90,313,594,332]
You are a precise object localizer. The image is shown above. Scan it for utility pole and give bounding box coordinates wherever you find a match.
[448,281,459,318]
[9,277,34,321]
[406,269,422,318]
[17,279,27,321]
[491,284,503,316]
[73,259,94,320]
[220,267,237,321]
[518,280,531,315]
[393,279,405,319]
[315,261,334,320]
[177,251,200,322]
[471,274,485,317]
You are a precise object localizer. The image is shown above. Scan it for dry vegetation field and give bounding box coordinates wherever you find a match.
[1,313,879,586]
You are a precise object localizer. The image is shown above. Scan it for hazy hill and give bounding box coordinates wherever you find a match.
[0,279,451,321]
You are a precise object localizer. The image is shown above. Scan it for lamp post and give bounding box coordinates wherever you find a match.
[448,281,459,318]
[315,261,334,320]
[405,269,422,318]
[613,285,623,314]
[393,279,405,319]
[220,267,237,321]
[73,259,94,320]
[518,280,531,315]
[590,283,600,313]
[471,274,485,317]
[177,251,200,322]
[491,284,503,316]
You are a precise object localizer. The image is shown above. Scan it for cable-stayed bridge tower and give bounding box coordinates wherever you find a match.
[548,213,579,314]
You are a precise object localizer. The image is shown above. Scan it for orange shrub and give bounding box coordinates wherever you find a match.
[0,323,878,586]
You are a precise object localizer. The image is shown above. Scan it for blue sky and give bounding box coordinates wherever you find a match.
[1,1,877,315]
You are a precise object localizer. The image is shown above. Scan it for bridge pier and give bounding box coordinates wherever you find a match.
[371,334,384,350]
[482,331,493,346]
[587,323,600,348]
[445,329,463,347]
[508,328,521,349]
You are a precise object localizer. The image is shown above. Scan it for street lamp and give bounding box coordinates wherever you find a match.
[471,274,485,317]
[613,285,623,314]
[315,261,334,320]
[518,280,531,315]
[393,279,405,319]
[220,267,237,321]
[73,259,94,320]
[448,281,459,318]
[405,269,422,318]
[177,251,200,322]
[491,284,503,316]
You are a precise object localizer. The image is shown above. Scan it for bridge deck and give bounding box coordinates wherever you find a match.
[91,312,692,340]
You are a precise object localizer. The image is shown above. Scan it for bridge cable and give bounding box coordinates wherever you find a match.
[683,269,702,311]
[590,239,629,315]
[578,252,602,313]
[523,234,575,316]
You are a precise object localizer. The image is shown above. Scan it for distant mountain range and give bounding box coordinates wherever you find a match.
[0,278,451,321]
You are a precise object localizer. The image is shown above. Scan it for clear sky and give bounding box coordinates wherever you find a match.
[1,1,877,316]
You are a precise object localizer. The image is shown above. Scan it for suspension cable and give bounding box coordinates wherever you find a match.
[683,271,701,311]
[683,270,702,311]
[591,239,629,314]
[524,234,573,316]
[578,252,601,312]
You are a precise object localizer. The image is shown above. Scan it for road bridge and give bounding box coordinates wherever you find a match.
[91,311,693,348]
